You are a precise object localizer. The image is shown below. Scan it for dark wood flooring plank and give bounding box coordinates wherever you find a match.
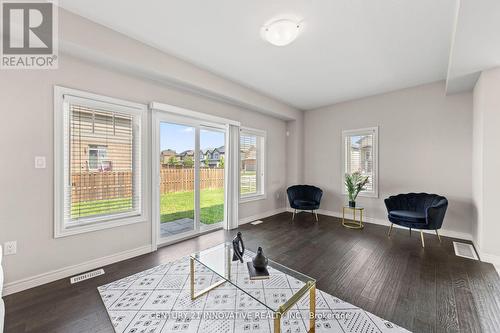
[450,261,483,333]
[435,262,460,333]
[4,212,500,333]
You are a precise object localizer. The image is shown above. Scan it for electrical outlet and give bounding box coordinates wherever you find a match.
[4,241,17,255]
[35,156,46,169]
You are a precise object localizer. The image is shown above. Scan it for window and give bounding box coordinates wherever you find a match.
[342,127,378,197]
[88,145,108,171]
[240,128,266,201]
[54,87,147,237]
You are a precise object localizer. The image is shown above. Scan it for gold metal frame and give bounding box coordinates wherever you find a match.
[190,247,316,332]
[342,206,364,229]
[190,257,227,299]
[274,281,316,333]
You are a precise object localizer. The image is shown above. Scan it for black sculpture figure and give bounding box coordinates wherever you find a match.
[252,247,268,271]
[232,232,245,263]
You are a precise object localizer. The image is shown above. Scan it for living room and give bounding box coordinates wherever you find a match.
[1,1,499,332]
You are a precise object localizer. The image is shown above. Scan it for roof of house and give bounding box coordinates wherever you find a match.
[160,149,176,156]
[177,150,194,157]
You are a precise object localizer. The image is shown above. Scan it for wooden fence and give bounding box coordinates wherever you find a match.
[71,168,224,203]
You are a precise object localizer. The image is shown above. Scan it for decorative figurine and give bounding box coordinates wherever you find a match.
[232,232,245,263]
[252,247,269,271]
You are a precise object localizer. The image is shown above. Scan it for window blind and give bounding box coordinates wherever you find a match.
[344,133,374,192]
[64,97,141,225]
[240,133,258,195]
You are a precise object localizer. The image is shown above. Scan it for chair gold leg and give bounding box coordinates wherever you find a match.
[435,229,442,242]
[409,228,412,236]
[387,223,393,237]
[420,231,425,248]
[292,209,296,221]
[314,210,318,222]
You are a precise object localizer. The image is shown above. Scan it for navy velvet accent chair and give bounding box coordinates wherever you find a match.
[287,185,323,221]
[384,193,448,247]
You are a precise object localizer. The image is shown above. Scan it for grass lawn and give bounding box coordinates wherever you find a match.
[71,198,132,219]
[72,188,224,225]
[160,188,224,225]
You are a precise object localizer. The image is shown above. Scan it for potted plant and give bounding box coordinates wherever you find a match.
[345,172,369,207]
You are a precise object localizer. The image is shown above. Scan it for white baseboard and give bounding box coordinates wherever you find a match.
[285,208,473,241]
[474,244,500,275]
[287,207,500,276]
[2,244,152,296]
[481,253,500,275]
[2,208,287,297]
[239,208,286,225]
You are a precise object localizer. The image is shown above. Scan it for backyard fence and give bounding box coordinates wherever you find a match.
[71,168,224,203]
[160,168,224,193]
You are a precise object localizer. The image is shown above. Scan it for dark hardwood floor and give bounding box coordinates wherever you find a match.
[4,212,500,332]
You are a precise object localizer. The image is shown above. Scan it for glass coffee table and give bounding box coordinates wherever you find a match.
[190,243,316,332]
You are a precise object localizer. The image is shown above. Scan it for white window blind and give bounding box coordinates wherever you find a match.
[342,127,378,197]
[240,129,265,199]
[60,93,143,231]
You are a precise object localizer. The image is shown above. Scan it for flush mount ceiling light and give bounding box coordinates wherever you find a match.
[261,19,303,46]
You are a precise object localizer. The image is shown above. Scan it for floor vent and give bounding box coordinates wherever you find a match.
[70,269,105,284]
[453,242,479,260]
[250,220,264,225]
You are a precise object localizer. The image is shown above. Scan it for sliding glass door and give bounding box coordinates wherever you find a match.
[199,127,225,229]
[158,122,196,238]
[154,113,226,245]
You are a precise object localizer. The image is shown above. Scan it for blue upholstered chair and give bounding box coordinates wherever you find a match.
[287,185,323,221]
[384,193,448,247]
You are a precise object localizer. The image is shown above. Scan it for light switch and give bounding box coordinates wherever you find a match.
[35,156,46,169]
[4,241,17,255]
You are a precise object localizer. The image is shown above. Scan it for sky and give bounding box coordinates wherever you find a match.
[160,122,225,153]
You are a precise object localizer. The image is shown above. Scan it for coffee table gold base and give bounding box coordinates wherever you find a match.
[190,257,226,300]
[274,281,316,333]
[190,257,316,332]
[342,206,364,230]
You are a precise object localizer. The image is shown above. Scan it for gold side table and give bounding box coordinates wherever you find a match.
[342,206,364,229]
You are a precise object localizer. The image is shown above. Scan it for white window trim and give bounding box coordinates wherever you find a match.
[88,146,108,171]
[54,86,149,238]
[341,126,379,198]
[239,127,267,203]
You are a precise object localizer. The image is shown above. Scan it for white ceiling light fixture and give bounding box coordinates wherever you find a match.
[261,18,303,46]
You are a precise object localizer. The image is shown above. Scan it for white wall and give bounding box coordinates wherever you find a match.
[0,53,293,292]
[304,81,473,238]
[472,67,500,265]
[0,9,305,294]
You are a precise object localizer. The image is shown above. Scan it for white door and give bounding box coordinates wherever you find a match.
[152,112,227,246]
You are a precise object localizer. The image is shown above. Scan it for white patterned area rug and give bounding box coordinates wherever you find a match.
[98,256,411,333]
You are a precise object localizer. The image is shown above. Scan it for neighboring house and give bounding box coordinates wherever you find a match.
[71,108,132,173]
[241,145,256,172]
[201,145,225,168]
[160,149,176,165]
[177,150,194,161]
[159,146,226,168]
[347,136,372,174]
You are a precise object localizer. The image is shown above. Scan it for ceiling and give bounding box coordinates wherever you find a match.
[446,0,500,94]
[59,0,458,110]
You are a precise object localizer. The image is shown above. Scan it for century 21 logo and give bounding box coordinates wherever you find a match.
[2,2,53,54]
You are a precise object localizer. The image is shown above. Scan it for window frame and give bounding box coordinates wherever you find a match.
[88,145,108,171]
[341,127,379,198]
[54,86,149,238]
[239,127,266,203]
